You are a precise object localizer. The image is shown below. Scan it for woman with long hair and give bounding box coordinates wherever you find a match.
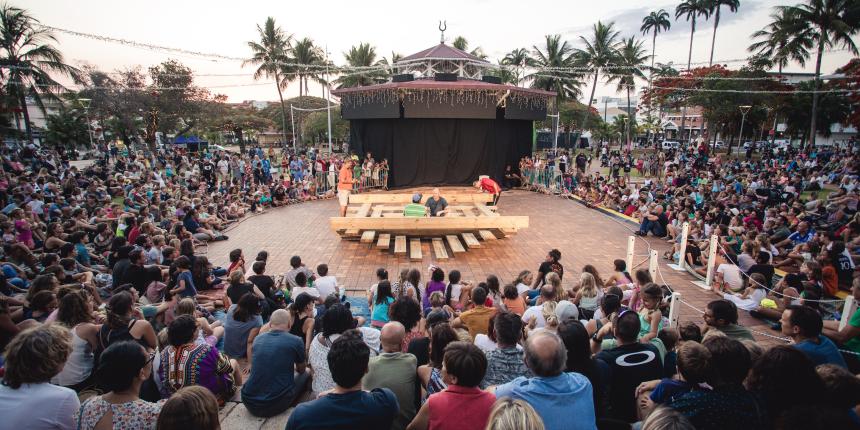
[287,293,315,352]
[308,303,355,395]
[95,291,157,361]
[604,259,633,288]
[222,293,263,361]
[558,320,605,416]
[51,289,101,391]
[371,281,395,328]
[574,273,600,320]
[444,270,465,310]
[416,322,459,401]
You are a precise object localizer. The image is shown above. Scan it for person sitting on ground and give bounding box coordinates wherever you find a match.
[309,303,360,396]
[407,342,496,430]
[284,255,315,291]
[593,310,663,423]
[481,311,530,389]
[76,341,163,430]
[452,287,497,340]
[636,204,668,238]
[314,263,340,300]
[363,322,419,430]
[155,386,221,430]
[635,341,711,422]
[241,309,310,417]
[702,299,754,341]
[745,345,827,426]
[424,188,448,217]
[494,330,596,430]
[781,304,848,367]
[404,193,428,217]
[287,330,399,430]
[668,336,767,430]
[287,292,316,351]
[0,324,80,430]
[822,277,860,355]
[484,398,545,430]
[416,322,459,401]
[222,293,263,362]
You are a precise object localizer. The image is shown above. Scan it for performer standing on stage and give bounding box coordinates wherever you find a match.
[338,156,359,216]
[474,176,502,206]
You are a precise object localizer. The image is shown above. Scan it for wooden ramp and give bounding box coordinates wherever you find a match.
[331,189,528,258]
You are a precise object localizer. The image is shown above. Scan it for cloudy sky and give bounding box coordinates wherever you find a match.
[24,0,858,103]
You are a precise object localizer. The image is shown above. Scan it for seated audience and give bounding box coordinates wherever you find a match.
[702,299,754,341]
[155,386,221,430]
[781,304,847,367]
[481,311,530,388]
[363,322,418,430]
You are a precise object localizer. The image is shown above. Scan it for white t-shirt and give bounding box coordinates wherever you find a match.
[217,159,229,174]
[448,283,463,302]
[292,286,321,299]
[515,282,530,295]
[475,334,523,353]
[0,382,80,430]
[522,305,547,328]
[717,264,744,292]
[315,276,338,298]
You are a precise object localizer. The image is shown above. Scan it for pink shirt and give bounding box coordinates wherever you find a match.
[427,385,495,430]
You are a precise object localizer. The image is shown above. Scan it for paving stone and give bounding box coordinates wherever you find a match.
[221,403,265,430]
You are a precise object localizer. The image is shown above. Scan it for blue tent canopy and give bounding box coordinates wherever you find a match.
[173,135,208,145]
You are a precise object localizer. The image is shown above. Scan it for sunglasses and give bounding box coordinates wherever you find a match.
[144,351,156,366]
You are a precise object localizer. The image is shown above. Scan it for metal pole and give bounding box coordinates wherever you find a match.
[290,105,296,152]
[325,45,333,154]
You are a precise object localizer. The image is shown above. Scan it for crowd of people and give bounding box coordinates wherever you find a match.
[0,138,859,430]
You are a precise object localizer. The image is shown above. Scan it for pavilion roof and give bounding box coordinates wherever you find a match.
[397,43,489,65]
[331,78,555,98]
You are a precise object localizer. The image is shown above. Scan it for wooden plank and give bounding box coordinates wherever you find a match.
[478,229,497,241]
[349,193,493,204]
[461,232,481,248]
[432,238,449,259]
[354,203,372,218]
[376,233,390,249]
[330,216,529,233]
[394,236,407,254]
[360,230,376,243]
[446,235,466,253]
[409,238,422,260]
[474,203,499,217]
[371,206,383,217]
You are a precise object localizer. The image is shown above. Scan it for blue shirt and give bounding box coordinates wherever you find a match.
[241,330,306,405]
[650,378,696,404]
[176,271,197,298]
[793,336,848,368]
[285,388,398,430]
[788,229,814,246]
[495,373,596,430]
[222,304,263,359]
[183,216,201,233]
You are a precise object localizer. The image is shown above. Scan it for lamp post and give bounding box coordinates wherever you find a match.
[325,45,333,154]
[736,105,752,155]
[78,98,94,150]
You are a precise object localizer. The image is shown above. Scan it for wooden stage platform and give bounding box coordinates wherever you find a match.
[330,188,529,259]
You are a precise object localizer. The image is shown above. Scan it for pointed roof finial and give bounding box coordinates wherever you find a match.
[439,20,447,44]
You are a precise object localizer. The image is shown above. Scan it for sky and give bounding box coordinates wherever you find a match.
[23,0,859,103]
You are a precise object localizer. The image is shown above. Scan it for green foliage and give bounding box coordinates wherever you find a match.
[44,96,89,150]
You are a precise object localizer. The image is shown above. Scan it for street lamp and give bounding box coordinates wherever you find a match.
[325,45,333,154]
[736,105,752,154]
[78,98,94,150]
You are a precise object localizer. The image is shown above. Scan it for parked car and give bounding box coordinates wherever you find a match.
[714,141,725,149]
[661,140,680,150]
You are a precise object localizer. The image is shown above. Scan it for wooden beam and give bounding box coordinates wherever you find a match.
[348,193,493,204]
[360,231,376,243]
[371,206,383,217]
[354,203,372,218]
[330,216,529,233]
[432,238,449,259]
[461,232,481,248]
[409,238,422,260]
[376,233,390,249]
[394,236,407,254]
[474,203,498,217]
[446,235,466,253]
[478,230,497,241]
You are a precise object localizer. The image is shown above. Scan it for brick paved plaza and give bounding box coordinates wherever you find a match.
[206,189,783,345]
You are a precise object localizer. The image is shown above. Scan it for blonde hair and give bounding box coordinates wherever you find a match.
[2,324,72,388]
[229,269,245,285]
[485,398,545,430]
[156,386,221,430]
[176,298,197,316]
[641,405,695,430]
[542,300,559,328]
[545,272,563,301]
[579,272,598,298]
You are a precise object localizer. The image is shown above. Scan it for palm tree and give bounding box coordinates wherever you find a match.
[640,9,671,142]
[501,48,530,86]
[451,36,488,59]
[748,8,813,74]
[0,4,81,144]
[777,0,858,146]
[244,17,292,146]
[526,35,582,100]
[607,37,648,149]
[335,43,385,88]
[574,21,621,134]
[675,0,711,142]
[707,0,740,66]
[291,37,325,97]
[377,51,403,76]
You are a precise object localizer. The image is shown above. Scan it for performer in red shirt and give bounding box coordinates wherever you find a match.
[473,177,502,206]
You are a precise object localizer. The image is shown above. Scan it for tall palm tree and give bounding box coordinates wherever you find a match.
[707,0,740,66]
[451,36,488,59]
[291,37,325,97]
[526,35,582,100]
[244,17,292,145]
[574,21,621,134]
[779,0,859,147]
[335,43,385,88]
[501,48,530,86]
[607,37,648,149]
[0,4,81,144]
[377,51,403,76]
[748,8,813,74]
[640,9,671,142]
[675,0,711,142]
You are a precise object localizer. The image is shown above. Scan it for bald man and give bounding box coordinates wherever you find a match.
[363,322,418,430]
[494,331,597,430]
[242,309,310,418]
[424,187,448,217]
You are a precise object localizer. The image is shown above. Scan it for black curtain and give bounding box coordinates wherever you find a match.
[349,118,532,188]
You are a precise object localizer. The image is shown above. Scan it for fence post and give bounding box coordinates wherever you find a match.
[626,236,636,274]
[668,292,682,328]
[649,249,658,281]
[840,296,857,331]
[705,234,719,287]
[674,222,690,271]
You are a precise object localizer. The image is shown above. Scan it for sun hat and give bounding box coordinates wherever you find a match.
[555,300,579,322]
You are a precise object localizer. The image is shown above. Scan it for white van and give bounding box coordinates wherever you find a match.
[661,140,680,150]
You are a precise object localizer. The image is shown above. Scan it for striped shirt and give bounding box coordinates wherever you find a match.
[403,203,426,217]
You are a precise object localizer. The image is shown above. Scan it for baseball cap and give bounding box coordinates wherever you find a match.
[412,193,422,203]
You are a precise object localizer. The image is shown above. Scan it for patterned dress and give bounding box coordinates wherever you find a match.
[76,397,164,430]
[157,343,235,404]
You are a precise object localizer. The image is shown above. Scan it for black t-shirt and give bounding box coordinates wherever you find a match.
[424,197,448,216]
[537,261,564,286]
[685,244,703,266]
[227,282,255,304]
[407,337,430,366]
[248,274,276,299]
[596,342,663,422]
[657,213,669,229]
[836,253,854,286]
[747,264,775,288]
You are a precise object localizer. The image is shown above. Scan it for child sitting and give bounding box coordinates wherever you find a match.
[636,341,711,421]
[501,284,525,316]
